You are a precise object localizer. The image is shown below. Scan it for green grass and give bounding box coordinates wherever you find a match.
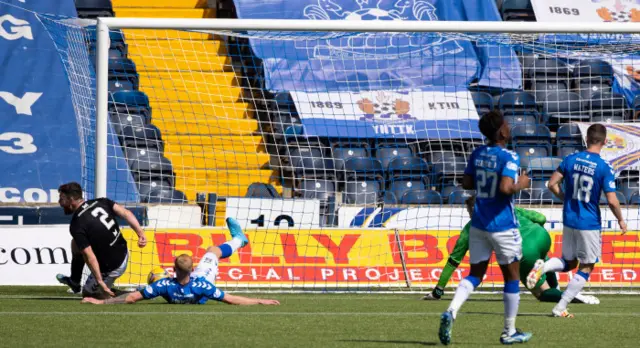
[0,287,639,347]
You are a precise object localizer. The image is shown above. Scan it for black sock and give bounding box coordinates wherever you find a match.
[70,255,84,284]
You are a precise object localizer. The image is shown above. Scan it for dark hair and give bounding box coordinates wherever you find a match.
[58,182,83,200]
[586,123,607,146]
[478,110,505,143]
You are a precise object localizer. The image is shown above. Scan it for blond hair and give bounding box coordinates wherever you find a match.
[174,254,193,275]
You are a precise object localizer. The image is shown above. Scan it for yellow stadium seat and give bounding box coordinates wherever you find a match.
[164,152,271,170]
[163,136,263,151]
[112,0,208,8]
[130,55,230,72]
[114,9,216,18]
[143,86,242,103]
[153,102,253,120]
[123,29,214,40]
[127,40,226,58]
[153,119,258,135]
[139,74,239,90]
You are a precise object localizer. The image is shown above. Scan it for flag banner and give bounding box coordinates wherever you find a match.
[290,88,480,139]
[233,0,521,92]
[577,122,640,172]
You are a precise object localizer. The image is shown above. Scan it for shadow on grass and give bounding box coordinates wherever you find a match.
[338,339,437,346]
[464,311,549,317]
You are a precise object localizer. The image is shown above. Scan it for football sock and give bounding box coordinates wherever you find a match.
[556,271,589,311]
[503,280,520,336]
[447,275,480,319]
[436,258,459,289]
[542,257,567,273]
[218,238,244,259]
[70,254,84,284]
[538,288,563,303]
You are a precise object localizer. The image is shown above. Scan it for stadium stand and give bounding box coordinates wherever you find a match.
[106,0,281,223]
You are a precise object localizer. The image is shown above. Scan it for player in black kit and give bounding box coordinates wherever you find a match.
[56,182,147,298]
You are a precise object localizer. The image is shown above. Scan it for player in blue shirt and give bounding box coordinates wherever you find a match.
[438,110,531,346]
[527,123,626,318]
[82,218,280,306]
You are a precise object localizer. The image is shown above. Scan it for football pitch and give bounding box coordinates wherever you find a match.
[1,287,639,347]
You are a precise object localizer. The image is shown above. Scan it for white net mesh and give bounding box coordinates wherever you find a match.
[41,15,640,292]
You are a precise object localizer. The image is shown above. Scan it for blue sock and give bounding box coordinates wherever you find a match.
[466,275,481,288]
[576,270,590,281]
[218,244,233,259]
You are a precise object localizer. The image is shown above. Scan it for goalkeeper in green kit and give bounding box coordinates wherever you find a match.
[423,198,599,305]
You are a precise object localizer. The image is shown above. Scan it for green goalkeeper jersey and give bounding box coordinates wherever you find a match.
[448,208,552,289]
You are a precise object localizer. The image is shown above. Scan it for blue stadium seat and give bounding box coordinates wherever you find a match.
[528,59,570,101]
[504,111,540,127]
[572,60,614,100]
[289,147,335,179]
[110,111,146,136]
[471,91,494,115]
[401,190,442,205]
[108,58,139,92]
[383,191,398,204]
[512,124,552,166]
[387,157,429,178]
[543,91,587,126]
[630,192,640,205]
[139,183,187,204]
[587,92,627,123]
[599,191,627,205]
[431,153,466,187]
[120,124,163,151]
[527,157,562,175]
[388,178,426,202]
[501,0,535,21]
[344,180,381,205]
[88,28,127,60]
[126,149,174,182]
[375,145,413,170]
[556,124,584,158]
[618,171,640,204]
[498,91,537,112]
[76,0,114,18]
[272,112,302,135]
[109,91,151,121]
[298,179,335,202]
[344,157,384,181]
[448,188,473,205]
[246,183,280,198]
[333,144,369,171]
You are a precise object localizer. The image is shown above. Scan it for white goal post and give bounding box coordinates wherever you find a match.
[84,17,640,293]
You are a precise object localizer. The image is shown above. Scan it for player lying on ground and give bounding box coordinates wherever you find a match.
[527,124,627,318]
[439,111,532,346]
[82,217,279,306]
[424,198,598,305]
[55,182,147,298]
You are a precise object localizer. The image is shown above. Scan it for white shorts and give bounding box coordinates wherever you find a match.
[562,227,601,264]
[469,226,523,265]
[191,252,219,284]
[83,253,128,295]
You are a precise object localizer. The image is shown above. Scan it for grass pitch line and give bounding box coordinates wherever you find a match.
[1,311,640,317]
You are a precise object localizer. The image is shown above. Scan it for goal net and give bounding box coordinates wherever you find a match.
[41,15,640,293]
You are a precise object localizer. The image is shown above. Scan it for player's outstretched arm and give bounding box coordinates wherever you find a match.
[82,291,144,305]
[221,294,280,306]
[113,203,147,247]
[606,192,628,234]
[547,171,564,201]
[81,246,114,297]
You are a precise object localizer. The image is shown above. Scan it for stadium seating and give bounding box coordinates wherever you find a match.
[332,143,370,171]
[498,91,538,113]
[512,124,552,166]
[527,58,570,102]
[543,91,587,127]
[600,191,627,205]
[297,179,336,202]
[556,124,585,158]
[289,147,335,179]
[389,178,427,203]
[344,157,384,181]
[587,92,627,123]
[344,180,381,205]
[75,0,114,18]
[630,192,640,205]
[401,190,443,205]
[448,188,473,205]
[246,183,281,198]
[88,28,127,60]
[109,91,151,121]
[500,0,536,21]
[471,91,494,115]
[119,125,164,152]
[375,145,413,170]
[572,59,614,100]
